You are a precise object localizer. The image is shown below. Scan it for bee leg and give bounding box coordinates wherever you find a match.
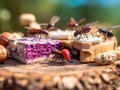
[84,34,89,39]
[59,55,68,65]
[86,35,89,39]
[90,32,94,36]
[54,54,59,63]
[62,59,69,65]
[45,35,47,39]
[39,34,42,39]
[95,30,98,34]
[102,35,106,41]
[54,55,57,62]
[78,35,80,40]
[45,36,48,39]
[50,54,56,63]
[104,36,107,41]
[43,34,45,39]
[78,35,82,40]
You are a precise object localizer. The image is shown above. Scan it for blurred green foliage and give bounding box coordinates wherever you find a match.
[0,0,120,44]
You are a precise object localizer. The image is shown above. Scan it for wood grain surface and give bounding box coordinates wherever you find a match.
[0,58,114,74]
[0,58,120,90]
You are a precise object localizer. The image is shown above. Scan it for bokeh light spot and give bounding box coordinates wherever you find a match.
[0,9,11,21]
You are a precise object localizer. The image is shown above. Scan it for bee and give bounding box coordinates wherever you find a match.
[41,16,60,30]
[67,17,85,30]
[24,27,48,39]
[74,21,99,37]
[97,25,120,40]
[51,49,71,64]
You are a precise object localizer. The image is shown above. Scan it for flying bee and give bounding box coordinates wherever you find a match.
[67,17,85,30]
[74,21,99,37]
[97,25,120,40]
[24,27,48,39]
[40,16,60,30]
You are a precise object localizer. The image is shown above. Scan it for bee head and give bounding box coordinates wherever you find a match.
[98,28,105,33]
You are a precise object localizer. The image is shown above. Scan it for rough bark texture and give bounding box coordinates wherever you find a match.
[0,59,120,90]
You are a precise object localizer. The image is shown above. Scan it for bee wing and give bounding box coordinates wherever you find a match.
[50,16,60,25]
[108,25,120,30]
[39,23,48,26]
[85,21,99,26]
[95,23,112,30]
[78,25,84,28]
[24,27,31,29]
[77,18,86,24]
[70,17,77,24]
[39,23,48,25]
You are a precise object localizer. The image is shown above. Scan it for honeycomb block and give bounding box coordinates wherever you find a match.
[73,41,117,62]
[8,37,62,64]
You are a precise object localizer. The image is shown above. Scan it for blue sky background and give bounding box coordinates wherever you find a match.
[47,0,120,8]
